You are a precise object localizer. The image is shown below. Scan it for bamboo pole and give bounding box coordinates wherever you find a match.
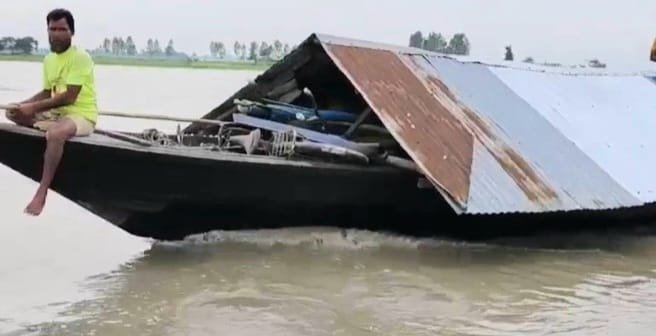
[96,110,228,126]
[94,128,154,147]
[0,104,228,126]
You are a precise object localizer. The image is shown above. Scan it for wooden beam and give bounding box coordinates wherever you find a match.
[277,89,302,104]
[267,78,298,98]
[343,107,372,139]
[215,106,238,123]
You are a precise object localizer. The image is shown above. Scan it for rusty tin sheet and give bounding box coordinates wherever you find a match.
[323,44,474,210]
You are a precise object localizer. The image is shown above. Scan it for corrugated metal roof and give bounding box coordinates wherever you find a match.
[489,66,656,203]
[315,34,649,214]
[467,140,547,214]
[322,44,473,212]
[409,55,642,213]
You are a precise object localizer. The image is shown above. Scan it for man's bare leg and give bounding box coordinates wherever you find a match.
[25,118,77,216]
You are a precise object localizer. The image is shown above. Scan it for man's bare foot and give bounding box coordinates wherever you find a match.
[24,192,46,216]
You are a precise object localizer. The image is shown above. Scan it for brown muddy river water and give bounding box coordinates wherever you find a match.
[1,61,656,336]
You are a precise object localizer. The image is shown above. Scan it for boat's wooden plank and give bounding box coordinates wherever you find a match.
[0,122,397,173]
[0,122,139,146]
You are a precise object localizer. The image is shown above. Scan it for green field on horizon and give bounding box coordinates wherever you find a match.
[0,54,274,71]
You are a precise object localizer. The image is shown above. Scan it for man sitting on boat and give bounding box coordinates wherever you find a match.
[4,8,98,216]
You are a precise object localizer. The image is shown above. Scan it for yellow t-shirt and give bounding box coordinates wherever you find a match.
[42,45,98,123]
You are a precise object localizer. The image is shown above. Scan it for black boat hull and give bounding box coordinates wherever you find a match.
[0,124,447,239]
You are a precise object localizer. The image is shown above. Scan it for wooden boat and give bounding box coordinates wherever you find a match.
[0,121,445,240]
[4,32,656,241]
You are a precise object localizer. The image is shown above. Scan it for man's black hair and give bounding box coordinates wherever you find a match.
[46,8,75,34]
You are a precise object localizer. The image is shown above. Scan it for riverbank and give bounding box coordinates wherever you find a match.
[0,54,274,71]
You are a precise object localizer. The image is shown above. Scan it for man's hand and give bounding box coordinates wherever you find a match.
[13,103,38,119]
[4,103,20,119]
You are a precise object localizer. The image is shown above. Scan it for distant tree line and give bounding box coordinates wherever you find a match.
[410,31,607,69]
[96,36,178,56]
[210,40,294,61]
[505,45,606,68]
[408,31,470,55]
[94,37,296,61]
[0,36,39,54]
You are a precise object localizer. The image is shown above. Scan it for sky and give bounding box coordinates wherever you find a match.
[2,0,655,71]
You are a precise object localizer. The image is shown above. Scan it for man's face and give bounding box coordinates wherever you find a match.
[47,18,72,53]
